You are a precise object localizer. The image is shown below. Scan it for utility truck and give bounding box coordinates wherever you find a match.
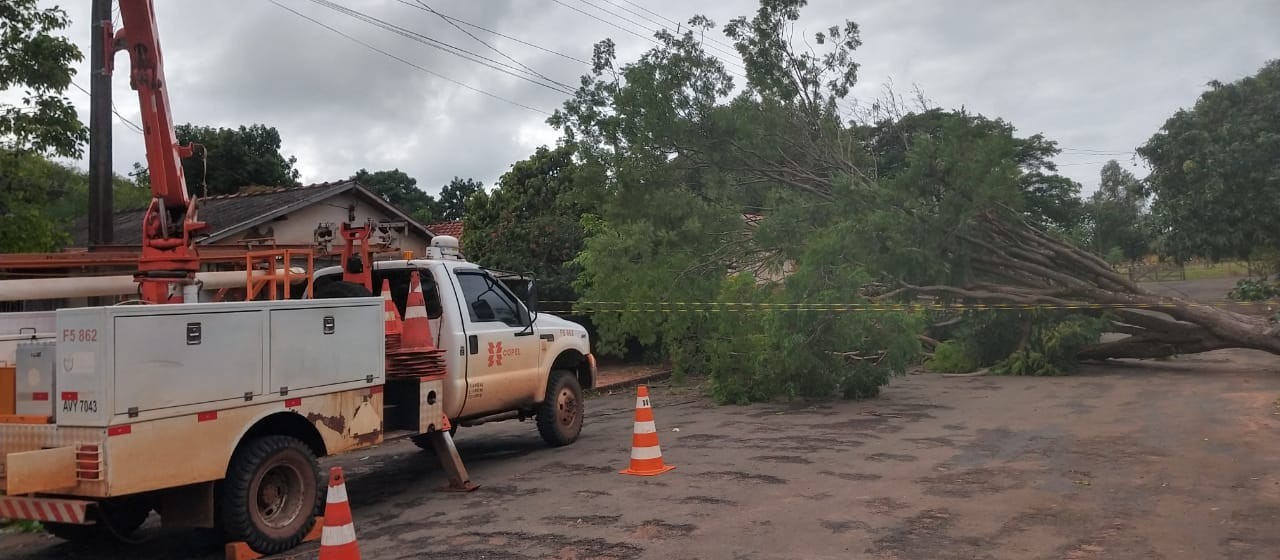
[0,1,595,555]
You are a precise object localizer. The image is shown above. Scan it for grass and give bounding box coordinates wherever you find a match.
[0,519,44,533]
[1117,260,1258,281]
[1183,261,1255,280]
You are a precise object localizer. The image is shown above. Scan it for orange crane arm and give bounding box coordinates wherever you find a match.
[114,0,205,303]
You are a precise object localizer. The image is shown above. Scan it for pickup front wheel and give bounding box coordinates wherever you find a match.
[536,370,583,447]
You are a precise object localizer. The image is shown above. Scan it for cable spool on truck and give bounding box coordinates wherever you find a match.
[0,1,596,556]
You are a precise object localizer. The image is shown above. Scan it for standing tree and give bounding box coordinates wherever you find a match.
[350,168,437,222]
[147,123,302,196]
[434,177,483,221]
[1085,160,1149,264]
[0,0,86,251]
[463,145,596,303]
[1138,59,1280,262]
[0,0,85,159]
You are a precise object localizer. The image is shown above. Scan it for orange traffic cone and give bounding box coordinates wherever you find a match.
[399,270,435,350]
[381,280,402,352]
[620,385,675,476]
[381,280,402,336]
[319,467,360,560]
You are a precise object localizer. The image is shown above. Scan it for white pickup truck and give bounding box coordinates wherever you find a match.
[0,237,595,555]
[311,238,597,448]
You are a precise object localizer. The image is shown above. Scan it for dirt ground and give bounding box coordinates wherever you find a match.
[4,346,1280,560]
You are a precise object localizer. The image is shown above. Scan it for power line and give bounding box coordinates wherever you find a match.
[305,0,576,95]
[269,0,554,116]
[70,81,144,134]
[1055,160,1140,167]
[550,0,655,44]
[548,0,748,82]
[573,0,747,70]
[608,0,740,54]
[616,0,679,29]
[604,0,674,33]
[1060,149,1135,155]
[391,0,591,66]
[412,0,555,83]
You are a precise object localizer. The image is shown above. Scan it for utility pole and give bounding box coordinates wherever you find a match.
[87,0,113,246]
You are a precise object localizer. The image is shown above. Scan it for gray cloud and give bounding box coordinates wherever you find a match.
[39,0,1280,195]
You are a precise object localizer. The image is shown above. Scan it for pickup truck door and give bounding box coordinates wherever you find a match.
[451,269,541,416]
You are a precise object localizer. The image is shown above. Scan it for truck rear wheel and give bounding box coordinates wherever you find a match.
[217,435,322,554]
[536,370,583,447]
[44,496,151,544]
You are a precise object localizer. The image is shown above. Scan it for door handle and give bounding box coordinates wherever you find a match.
[468,335,478,355]
[539,334,555,342]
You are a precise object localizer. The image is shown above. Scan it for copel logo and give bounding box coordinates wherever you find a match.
[487,342,521,367]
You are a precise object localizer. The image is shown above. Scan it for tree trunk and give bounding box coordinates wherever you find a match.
[889,210,1280,361]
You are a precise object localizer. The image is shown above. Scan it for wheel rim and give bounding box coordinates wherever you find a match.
[252,462,306,533]
[557,387,578,427]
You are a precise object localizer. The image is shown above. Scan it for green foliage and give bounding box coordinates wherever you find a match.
[1228,278,1279,302]
[990,314,1107,376]
[0,149,148,252]
[351,168,435,221]
[925,309,1105,376]
[1139,59,1280,261]
[925,341,981,373]
[349,171,483,225]
[0,0,85,158]
[464,146,592,303]
[553,0,1089,401]
[1,519,43,533]
[862,109,1084,233]
[436,177,483,221]
[168,124,300,196]
[1084,160,1150,263]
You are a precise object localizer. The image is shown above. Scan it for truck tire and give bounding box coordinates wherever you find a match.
[314,279,373,299]
[44,496,151,545]
[217,436,322,555]
[536,370,584,447]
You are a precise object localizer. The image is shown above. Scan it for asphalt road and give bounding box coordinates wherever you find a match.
[5,350,1280,559]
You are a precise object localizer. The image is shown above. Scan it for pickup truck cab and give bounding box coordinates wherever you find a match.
[312,236,596,446]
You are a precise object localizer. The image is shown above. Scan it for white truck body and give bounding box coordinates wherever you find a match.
[0,252,594,546]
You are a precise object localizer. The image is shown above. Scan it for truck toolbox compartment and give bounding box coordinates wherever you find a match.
[15,341,55,417]
[115,311,263,414]
[269,304,383,392]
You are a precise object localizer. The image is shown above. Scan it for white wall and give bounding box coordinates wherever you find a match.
[219,193,433,255]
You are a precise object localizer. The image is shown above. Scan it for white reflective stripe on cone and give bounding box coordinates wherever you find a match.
[321,522,358,546]
[630,446,663,460]
[635,397,650,409]
[404,306,429,319]
[327,484,349,504]
[632,420,656,434]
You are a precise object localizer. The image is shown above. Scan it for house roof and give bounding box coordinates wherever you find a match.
[72,180,435,246]
[425,220,463,240]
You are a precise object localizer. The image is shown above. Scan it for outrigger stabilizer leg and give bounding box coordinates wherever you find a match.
[431,416,478,492]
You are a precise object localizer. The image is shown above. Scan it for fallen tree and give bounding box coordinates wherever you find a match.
[893,209,1280,360]
[553,0,1277,399]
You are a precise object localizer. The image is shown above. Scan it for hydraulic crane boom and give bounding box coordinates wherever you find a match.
[114,0,205,303]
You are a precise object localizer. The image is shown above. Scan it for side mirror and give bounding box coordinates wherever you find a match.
[526,279,538,314]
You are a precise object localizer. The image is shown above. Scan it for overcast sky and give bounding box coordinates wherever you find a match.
[37,0,1279,196]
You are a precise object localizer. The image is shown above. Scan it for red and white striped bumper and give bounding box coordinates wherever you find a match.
[0,496,92,525]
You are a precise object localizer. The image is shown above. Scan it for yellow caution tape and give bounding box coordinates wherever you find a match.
[534,299,1276,313]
